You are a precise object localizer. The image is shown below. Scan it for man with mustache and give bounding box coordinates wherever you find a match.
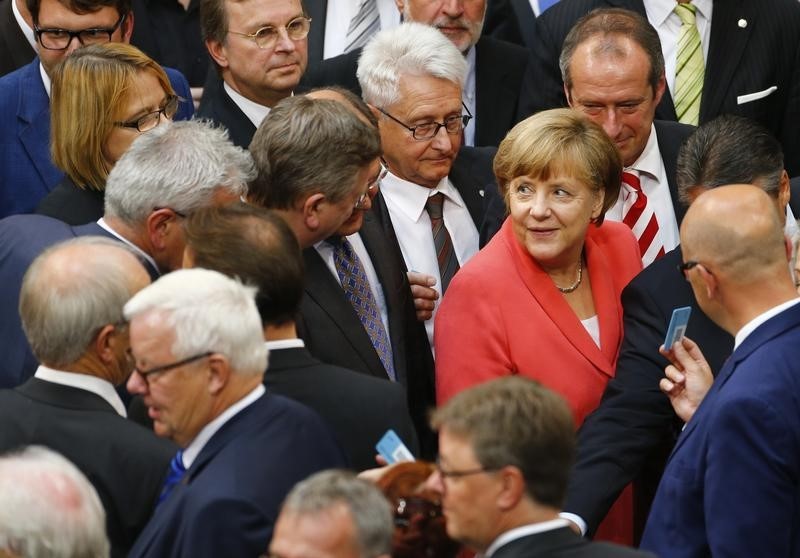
[197,0,309,147]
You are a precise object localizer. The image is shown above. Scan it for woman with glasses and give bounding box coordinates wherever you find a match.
[36,43,178,225]
[434,109,642,545]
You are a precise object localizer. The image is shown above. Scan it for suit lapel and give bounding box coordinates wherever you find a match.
[653,120,690,224]
[474,38,518,148]
[71,222,161,280]
[702,0,754,121]
[17,60,62,190]
[449,153,486,229]
[305,0,327,66]
[501,222,616,378]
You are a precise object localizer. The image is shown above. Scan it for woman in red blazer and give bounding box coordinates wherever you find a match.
[434,109,642,545]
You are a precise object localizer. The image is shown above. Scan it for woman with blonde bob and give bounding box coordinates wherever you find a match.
[434,108,642,544]
[37,43,177,224]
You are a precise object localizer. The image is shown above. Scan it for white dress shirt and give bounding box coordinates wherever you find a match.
[734,298,800,350]
[604,123,681,256]
[643,0,713,95]
[323,0,400,59]
[463,46,477,147]
[39,63,51,96]
[223,82,272,128]
[485,519,571,557]
[314,232,391,340]
[34,365,127,417]
[380,171,479,347]
[182,384,265,468]
[97,217,160,276]
[264,338,305,351]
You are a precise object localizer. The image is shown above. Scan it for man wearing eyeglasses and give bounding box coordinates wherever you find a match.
[0,0,193,218]
[0,237,176,558]
[197,0,309,147]
[358,23,490,351]
[125,269,346,558]
[425,376,654,558]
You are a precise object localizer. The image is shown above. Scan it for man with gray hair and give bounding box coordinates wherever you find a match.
[126,269,346,558]
[0,237,175,558]
[0,446,110,558]
[269,470,393,558]
[357,22,489,348]
[0,119,251,388]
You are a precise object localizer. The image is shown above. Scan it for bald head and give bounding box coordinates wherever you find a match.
[681,185,787,285]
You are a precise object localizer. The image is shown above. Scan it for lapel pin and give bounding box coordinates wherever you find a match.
[738,18,747,28]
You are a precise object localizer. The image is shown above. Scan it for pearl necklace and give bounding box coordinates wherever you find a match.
[555,261,583,294]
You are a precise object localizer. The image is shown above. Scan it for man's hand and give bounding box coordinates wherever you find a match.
[407,271,438,321]
[659,336,714,423]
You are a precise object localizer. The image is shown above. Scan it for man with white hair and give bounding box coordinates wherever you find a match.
[269,470,393,558]
[126,269,346,558]
[303,0,532,147]
[0,446,110,558]
[357,22,489,348]
[0,120,252,388]
[0,237,175,558]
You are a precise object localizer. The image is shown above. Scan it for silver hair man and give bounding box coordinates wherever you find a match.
[269,470,393,558]
[0,446,109,558]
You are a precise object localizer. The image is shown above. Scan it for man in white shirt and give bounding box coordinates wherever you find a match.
[126,269,346,557]
[0,236,176,557]
[358,23,488,347]
[197,0,309,146]
[425,376,654,558]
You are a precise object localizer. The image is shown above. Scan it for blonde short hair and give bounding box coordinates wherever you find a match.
[50,43,174,191]
[493,108,621,225]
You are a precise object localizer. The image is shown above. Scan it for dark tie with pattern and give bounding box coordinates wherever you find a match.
[425,193,460,293]
[157,449,186,507]
[329,237,396,380]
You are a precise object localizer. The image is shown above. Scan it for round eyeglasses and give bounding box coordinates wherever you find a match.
[115,96,179,133]
[228,16,311,50]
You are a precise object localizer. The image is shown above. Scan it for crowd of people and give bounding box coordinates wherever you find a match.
[1,0,800,556]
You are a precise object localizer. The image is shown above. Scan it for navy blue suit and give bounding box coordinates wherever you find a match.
[0,215,159,389]
[641,302,800,557]
[0,58,193,217]
[128,392,347,557]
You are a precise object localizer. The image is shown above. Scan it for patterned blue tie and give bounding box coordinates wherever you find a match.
[157,450,186,507]
[329,237,396,380]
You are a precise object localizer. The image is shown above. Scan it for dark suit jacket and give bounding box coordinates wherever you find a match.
[0,58,193,217]
[482,0,538,51]
[196,73,256,148]
[564,246,733,537]
[480,120,692,246]
[0,377,176,558]
[641,303,800,556]
[0,215,159,389]
[35,175,105,225]
[492,527,656,558]
[264,345,419,470]
[520,0,800,176]
[0,0,34,78]
[301,35,533,147]
[128,392,347,558]
[304,0,328,72]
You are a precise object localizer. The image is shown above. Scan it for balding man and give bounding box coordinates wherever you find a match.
[0,237,175,557]
[0,120,251,388]
[640,185,800,557]
[126,269,346,557]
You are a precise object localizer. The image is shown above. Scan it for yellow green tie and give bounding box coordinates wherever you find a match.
[674,2,704,125]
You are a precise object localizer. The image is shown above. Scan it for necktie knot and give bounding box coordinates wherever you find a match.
[157,450,186,507]
[675,2,697,24]
[425,192,445,220]
[622,171,642,193]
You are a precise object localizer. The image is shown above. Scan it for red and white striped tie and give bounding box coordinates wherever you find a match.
[622,171,665,265]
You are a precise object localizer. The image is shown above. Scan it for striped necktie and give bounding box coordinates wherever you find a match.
[425,193,460,293]
[621,171,665,265]
[329,237,396,380]
[157,450,186,507]
[674,2,704,125]
[344,0,380,53]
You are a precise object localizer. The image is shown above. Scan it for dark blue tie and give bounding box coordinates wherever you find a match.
[157,450,186,507]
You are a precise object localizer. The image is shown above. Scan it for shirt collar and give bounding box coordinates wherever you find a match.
[643,0,711,26]
[39,62,51,97]
[12,0,36,50]
[484,519,570,557]
[96,218,160,276]
[182,384,265,467]
[265,338,305,350]
[223,82,273,128]
[34,365,127,417]
[379,170,464,223]
[625,123,663,183]
[734,298,800,350]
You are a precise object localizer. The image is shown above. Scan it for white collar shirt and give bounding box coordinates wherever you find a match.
[264,338,305,351]
[34,365,127,417]
[182,384,265,468]
[484,519,571,557]
[39,62,51,97]
[734,298,800,350]
[223,82,272,128]
[96,218,160,277]
[643,0,713,95]
[379,171,479,347]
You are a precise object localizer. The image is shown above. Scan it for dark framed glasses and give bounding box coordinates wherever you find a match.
[34,13,126,50]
